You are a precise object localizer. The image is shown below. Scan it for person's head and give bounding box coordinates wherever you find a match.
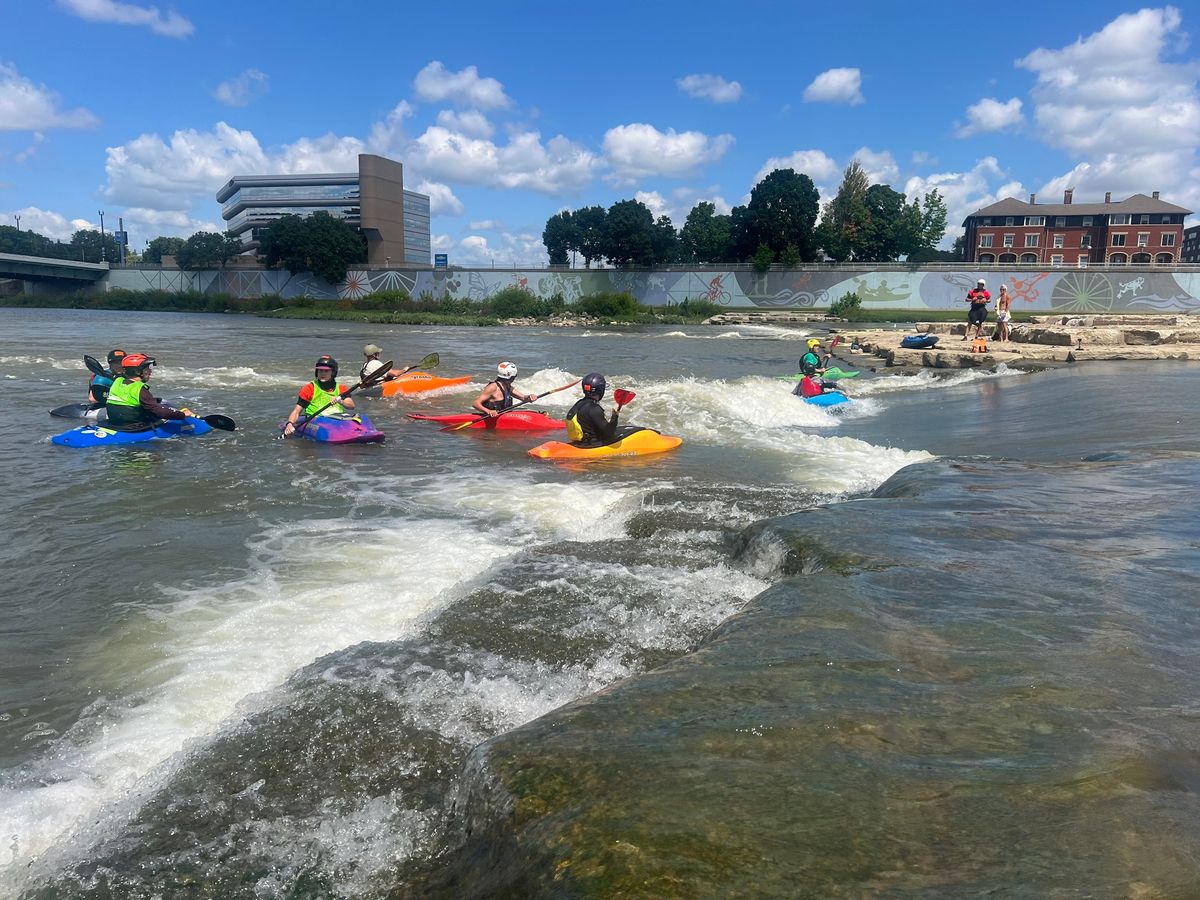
[806,338,822,351]
[314,355,338,385]
[363,343,382,359]
[106,349,127,370]
[999,284,1008,292]
[121,353,155,381]
[976,279,986,288]
[497,361,518,382]
[581,372,606,400]
[802,362,818,377]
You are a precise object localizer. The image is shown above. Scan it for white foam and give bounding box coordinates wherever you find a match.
[850,363,1026,396]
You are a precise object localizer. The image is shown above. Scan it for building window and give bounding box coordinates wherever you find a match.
[1156,253,1172,264]
[981,218,990,226]
[1131,253,1151,264]
[1025,216,1045,226]
[1109,253,1127,265]
[1077,255,1089,268]
[1082,216,1093,226]
[1162,233,1176,246]
[1112,233,1127,246]
[1003,234,1014,247]
[1024,234,1039,247]
[978,253,995,263]
[1051,255,1064,266]
[979,234,994,248]
[1005,217,1015,226]
[999,253,1017,263]
[1052,234,1064,248]
[1111,214,1131,225]
[1137,232,1150,247]
[1161,215,1172,224]
[1139,214,1150,224]
[1081,235,1092,249]
[1021,253,1038,263]
[1055,216,1066,227]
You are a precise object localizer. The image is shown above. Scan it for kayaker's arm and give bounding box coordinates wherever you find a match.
[137,384,188,421]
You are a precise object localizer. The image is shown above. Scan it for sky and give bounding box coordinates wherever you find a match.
[2,1,1199,266]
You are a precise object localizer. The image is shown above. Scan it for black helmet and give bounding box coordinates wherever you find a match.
[314,356,338,379]
[581,372,606,399]
[802,362,817,376]
[107,349,127,369]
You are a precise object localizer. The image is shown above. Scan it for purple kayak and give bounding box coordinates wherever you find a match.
[283,413,385,444]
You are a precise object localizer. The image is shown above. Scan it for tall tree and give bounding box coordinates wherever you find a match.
[68,229,121,264]
[651,215,679,265]
[259,213,367,283]
[679,202,733,263]
[896,189,949,258]
[176,231,242,270]
[542,210,576,266]
[570,205,607,268]
[860,183,908,261]
[732,169,820,262]
[600,199,656,267]
[144,236,186,265]
[818,160,872,261]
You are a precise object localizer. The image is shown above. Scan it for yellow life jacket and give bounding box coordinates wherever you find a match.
[565,412,584,443]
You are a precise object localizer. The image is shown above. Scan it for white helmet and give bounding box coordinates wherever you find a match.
[977,278,986,286]
[497,361,518,380]
[999,284,1008,291]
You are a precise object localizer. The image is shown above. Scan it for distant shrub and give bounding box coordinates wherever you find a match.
[670,297,723,319]
[573,291,646,318]
[828,291,862,318]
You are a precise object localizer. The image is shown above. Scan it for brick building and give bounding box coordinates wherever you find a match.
[962,190,1190,266]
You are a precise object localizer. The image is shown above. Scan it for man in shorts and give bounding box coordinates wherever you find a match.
[994,284,1013,341]
[964,279,991,340]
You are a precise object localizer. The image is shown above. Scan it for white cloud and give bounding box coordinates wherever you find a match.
[366,101,414,154]
[956,97,1024,137]
[904,157,1026,240]
[57,0,193,38]
[409,126,599,194]
[602,123,734,183]
[634,186,732,223]
[435,109,494,138]
[2,206,93,241]
[413,61,511,109]
[912,151,936,166]
[803,67,864,105]
[412,179,464,216]
[0,63,98,131]
[213,69,269,107]
[15,132,47,163]
[753,149,839,186]
[676,73,743,103]
[448,231,547,267]
[851,146,899,185]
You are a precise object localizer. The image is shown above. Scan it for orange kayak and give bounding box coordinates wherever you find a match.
[380,372,473,397]
[527,428,683,461]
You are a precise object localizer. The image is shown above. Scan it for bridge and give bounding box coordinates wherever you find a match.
[0,252,108,284]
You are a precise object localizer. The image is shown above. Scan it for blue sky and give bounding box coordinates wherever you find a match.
[3,1,1198,265]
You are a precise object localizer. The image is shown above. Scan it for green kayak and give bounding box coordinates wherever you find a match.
[777,366,859,382]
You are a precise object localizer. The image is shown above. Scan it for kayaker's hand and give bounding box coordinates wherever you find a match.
[528,394,538,403]
[284,422,295,436]
[487,409,499,418]
[180,407,194,417]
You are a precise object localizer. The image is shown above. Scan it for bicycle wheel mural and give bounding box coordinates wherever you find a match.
[1050,272,1115,312]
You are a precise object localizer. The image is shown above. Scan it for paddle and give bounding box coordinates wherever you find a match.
[84,354,106,377]
[442,378,582,432]
[613,388,635,412]
[292,359,395,436]
[382,351,439,381]
[86,354,234,429]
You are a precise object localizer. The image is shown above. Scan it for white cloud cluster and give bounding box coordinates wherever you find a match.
[0,63,97,131]
[753,149,839,186]
[803,67,863,105]
[956,97,1024,137]
[57,0,193,38]
[634,187,732,224]
[2,206,94,241]
[851,146,899,186]
[414,61,511,109]
[676,73,743,103]
[442,230,547,267]
[435,109,494,139]
[408,127,599,193]
[603,123,734,184]
[412,179,464,216]
[904,157,1025,238]
[213,69,270,107]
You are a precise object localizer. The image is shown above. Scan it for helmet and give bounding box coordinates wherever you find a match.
[363,343,383,357]
[107,349,127,368]
[497,361,518,380]
[977,279,986,286]
[806,338,822,349]
[121,353,154,375]
[802,363,818,376]
[314,356,338,379]
[581,372,606,399]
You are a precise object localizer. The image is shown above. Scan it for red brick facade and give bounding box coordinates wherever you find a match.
[962,191,1189,266]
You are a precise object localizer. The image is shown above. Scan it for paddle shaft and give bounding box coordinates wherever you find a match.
[447,379,581,431]
[295,360,394,434]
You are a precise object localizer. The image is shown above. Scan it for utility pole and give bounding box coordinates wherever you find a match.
[98,210,106,262]
[118,216,125,266]
[12,214,19,253]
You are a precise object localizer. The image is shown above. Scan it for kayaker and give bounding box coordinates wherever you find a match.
[792,363,843,399]
[564,373,619,446]
[88,349,126,404]
[283,356,355,437]
[105,353,193,427]
[360,344,406,381]
[799,338,828,375]
[472,361,538,418]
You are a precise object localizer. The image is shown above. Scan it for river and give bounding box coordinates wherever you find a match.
[1,308,1198,897]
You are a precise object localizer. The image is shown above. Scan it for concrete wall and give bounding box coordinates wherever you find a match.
[358,154,407,267]
[101,265,1200,314]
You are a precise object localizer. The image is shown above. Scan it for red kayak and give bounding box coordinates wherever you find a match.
[409,410,565,431]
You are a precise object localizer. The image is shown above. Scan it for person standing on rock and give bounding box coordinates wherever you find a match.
[963,279,991,340]
[994,285,1013,342]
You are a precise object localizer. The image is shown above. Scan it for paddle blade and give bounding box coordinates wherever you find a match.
[613,389,636,407]
[415,352,439,370]
[202,414,236,431]
[361,360,395,388]
[83,355,105,376]
[830,335,842,350]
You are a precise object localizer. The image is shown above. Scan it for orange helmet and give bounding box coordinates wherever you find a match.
[121,353,155,372]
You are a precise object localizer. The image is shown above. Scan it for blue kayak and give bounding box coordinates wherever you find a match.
[51,417,214,448]
[803,393,851,407]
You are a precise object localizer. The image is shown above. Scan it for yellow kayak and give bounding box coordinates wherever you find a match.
[527,428,683,461]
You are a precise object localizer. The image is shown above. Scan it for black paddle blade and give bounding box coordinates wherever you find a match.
[202,414,236,432]
[83,355,105,376]
[361,360,395,388]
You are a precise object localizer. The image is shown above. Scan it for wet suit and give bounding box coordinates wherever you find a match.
[565,396,619,447]
[105,377,188,428]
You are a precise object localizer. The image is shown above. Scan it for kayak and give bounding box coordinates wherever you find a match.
[409,410,564,431]
[528,427,683,461]
[286,414,385,444]
[379,372,473,397]
[50,402,109,422]
[777,366,859,381]
[900,334,939,349]
[51,416,213,448]
[803,393,851,407]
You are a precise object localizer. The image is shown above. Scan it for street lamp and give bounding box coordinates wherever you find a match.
[98,210,106,262]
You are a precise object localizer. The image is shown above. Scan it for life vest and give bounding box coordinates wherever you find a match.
[360,359,384,380]
[305,380,345,417]
[482,379,514,412]
[565,397,593,443]
[106,376,143,408]
[800,351,821,369]
[89,372,115,402]
[799,376,824,398]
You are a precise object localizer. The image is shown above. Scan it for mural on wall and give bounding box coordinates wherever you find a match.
[104,266,1200,314]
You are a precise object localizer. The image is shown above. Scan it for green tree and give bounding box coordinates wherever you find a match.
[259,213,367,284]
[176,230,241,270]
[571,205,607,267]
[144,236,186,265]
[896,190,948,259]
[818,160,872,261]
[751,243,775,272]
[860,183,908,261]
[651,215,679,265]
[542,210,576,266]
[679,202,733,263]
[600,199,656,267]
[0,224,72,259]
[732,169,820,262]
[778,244,802,267]
[68,229,121,263]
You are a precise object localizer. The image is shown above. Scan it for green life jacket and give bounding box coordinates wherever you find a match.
[106,376,144,408]
[305,380,345,417]
[800,351,821,369]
